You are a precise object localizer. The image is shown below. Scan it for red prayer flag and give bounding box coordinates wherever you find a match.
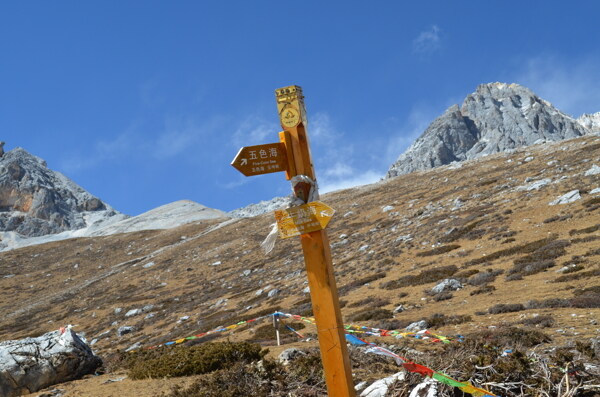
[403,362,434,377]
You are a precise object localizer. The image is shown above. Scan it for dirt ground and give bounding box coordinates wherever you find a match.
[2,135,598,396]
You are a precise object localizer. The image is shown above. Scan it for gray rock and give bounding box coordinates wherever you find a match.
[405,320,428,332]
[360,372,406,397]
[584,164,600,176]
[431,278,463,294]
[590,187,600,195]
[267,289,280,298]
[516,178,552,191]
[117,326,135,337]
[387,83,591,178]
[0,148,121,237]
[382,205,395,212]
[125,309,142,317]
[278,348,307,366]
[125,342,141,352]
[0,329,101,397]
[549,190,581,205]
[408,377,438,397]
[393,305,405,313]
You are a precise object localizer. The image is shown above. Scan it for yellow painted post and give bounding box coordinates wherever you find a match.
[275,86,356,397]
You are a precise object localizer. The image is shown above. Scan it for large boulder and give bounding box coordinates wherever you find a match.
[0,328,101,396]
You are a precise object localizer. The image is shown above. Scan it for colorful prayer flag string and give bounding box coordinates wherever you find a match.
[346,334,498,397]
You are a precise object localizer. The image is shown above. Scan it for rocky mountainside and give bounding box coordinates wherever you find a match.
[0,147,123,237]
[387,83,597,177]
[0,134,599,396]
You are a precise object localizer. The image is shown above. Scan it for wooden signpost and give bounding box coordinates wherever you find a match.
[231,85,356,397]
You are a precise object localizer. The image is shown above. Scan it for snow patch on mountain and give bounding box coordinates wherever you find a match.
[229,196,290,218]
[0,200,229,252]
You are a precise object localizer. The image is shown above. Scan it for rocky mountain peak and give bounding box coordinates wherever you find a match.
[0,146,122,237]
[578,112,600,132]
[387,82,592,178]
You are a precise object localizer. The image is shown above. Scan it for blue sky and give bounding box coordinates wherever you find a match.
[1,1,599,215]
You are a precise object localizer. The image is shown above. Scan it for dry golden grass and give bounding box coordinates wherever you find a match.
[1,135,599,396]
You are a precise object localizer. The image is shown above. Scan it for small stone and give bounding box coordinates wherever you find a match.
[117,326,135,337]
[549,190,581,205]
[268,289,280,298]
[114,307,122,314]
[278,348,307,366]
[125,342,142,352]
[177,316,190,323]
[584,164,600,176]
[143,262,155,268]
[406,320,428,332]
[430,279,462,294]
[382,205,395,212]
[358,245,370,252]
[210,261,222,266]
[125,309,142,317]
[242,269,252,277]
[394,305,405,313]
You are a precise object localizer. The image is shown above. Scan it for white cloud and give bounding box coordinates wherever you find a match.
[513,55,600,116]
[319,170,381,194]
[308,112,384,193]
[413,25,441,54]
[59,114,221,174]
[231,115,279,148]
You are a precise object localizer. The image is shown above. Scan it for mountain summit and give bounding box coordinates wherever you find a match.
[387,83,596,177]
[0,146,123,237]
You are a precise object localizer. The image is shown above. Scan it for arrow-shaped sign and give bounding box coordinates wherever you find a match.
[274,201,335,239]
[231,142,288,177]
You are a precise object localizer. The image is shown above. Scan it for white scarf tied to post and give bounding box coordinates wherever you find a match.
[260,175,319,254]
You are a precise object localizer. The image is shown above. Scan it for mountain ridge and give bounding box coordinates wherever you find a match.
[387,82,597,177]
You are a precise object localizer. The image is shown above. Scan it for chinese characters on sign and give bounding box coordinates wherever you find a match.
[274,201,335,239]
[231,142,288,177]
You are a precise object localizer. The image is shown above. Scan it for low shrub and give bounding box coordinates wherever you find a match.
[468,269,502,286]
[573,286,600,296]
[570,293,600,308]
[525,298,571,309]
[126,342,267,379]
[543,214,572,224]
[380,265,458,290]
[425,313,471,328]
[339,272,386,296]
[375,318,413,330]
[468,326,551,347]
[518,315,555,328]
[415,244,461,257]
[166,351,326,397]
[465,235,558,267]
[470,285,496,295]
[348,308,394,322]
[348,296,390,308]
[440,220,483,243]
[433,291,453,301]
[554,268,600,282]
[488,303,525,314]
[569,224,600,235]
[571,235,600,244]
